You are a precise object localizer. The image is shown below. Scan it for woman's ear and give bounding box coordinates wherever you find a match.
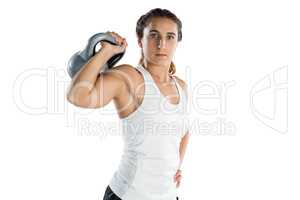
[138,39,142,48]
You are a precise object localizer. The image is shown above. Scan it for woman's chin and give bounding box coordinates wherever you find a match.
[151,59,170,66]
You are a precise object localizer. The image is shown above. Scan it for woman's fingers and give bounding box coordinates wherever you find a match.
[175,175,181,188]
[174,170,182,187]
[118,39,127,52]
[175,174,182,182]
[174,169,182,179]
[103,31,127,54]
[176,180,181,188]
[110,31,124,45]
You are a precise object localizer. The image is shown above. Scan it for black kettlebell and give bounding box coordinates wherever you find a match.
[67,32,125,78]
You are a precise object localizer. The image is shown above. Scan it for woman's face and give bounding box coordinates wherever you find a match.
[139,17,179,67]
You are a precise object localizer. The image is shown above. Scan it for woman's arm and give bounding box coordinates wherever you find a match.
[174,76,191,187]
[174,75,191,168]
[179,131,190,169]
[174,131,190,187]
[67,48,122,108]
[67,32,128,108]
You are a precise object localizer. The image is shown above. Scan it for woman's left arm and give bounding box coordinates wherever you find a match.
[179,131,190,168]
[174,131,190,187]
[173,76,191,187]
[175,76,191,169]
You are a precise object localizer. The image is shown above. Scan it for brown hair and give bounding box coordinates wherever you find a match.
[136,8,183,75]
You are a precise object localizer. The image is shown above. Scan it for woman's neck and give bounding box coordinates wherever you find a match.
[142,62,172,83]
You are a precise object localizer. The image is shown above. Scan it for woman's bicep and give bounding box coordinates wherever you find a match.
[83,70,126,108]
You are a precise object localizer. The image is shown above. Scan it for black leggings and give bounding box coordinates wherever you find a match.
[103,185,179,200]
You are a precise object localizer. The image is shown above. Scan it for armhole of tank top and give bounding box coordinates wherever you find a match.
[178,77,189,102]
[171,75,185,105]
[119,66,148,121]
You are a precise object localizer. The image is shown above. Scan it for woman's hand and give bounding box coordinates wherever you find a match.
[174,169,182,188]
[100,31,128,56]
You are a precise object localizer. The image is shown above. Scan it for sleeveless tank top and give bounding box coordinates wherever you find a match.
[108,64,190,200]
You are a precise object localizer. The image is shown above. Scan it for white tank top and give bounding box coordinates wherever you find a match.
[108,64,189,200]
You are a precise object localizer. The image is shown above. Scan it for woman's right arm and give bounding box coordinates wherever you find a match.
[67,33,128,108]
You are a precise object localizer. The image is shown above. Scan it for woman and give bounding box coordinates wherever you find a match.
[67,8,190,200]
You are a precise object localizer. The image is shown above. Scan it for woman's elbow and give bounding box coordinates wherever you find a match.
[66,92,100,109]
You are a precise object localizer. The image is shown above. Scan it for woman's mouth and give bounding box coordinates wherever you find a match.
[155,53,167,57]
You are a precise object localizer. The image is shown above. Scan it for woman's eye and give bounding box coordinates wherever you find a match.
[150,34,158,38]
[167,35,174,40]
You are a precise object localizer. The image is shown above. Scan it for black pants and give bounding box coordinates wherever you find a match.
[103,185,179,200]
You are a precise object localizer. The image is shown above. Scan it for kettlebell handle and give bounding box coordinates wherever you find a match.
[67,32,124,78]
[83,32,118,58]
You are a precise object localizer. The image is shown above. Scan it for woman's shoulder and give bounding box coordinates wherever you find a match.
[110,64,138,74]
[173,75,187,91]
[108,63,142,89]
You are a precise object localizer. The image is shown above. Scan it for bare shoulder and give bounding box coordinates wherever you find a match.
[173,75,187,91]
[106,64,141,91]
[173,75,190,100]
[105,64,136,75]
[105,64,139,82]
[110,64,137,73]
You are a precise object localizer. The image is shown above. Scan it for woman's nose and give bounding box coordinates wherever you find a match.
[157,38,166,49]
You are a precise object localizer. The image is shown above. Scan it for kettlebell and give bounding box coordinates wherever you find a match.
[67,32,125,78]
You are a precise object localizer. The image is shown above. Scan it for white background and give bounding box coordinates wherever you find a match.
[1,0,300,199]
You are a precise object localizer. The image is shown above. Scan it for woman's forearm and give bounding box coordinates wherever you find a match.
[67,48,113,99]
[178,131,190,169]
